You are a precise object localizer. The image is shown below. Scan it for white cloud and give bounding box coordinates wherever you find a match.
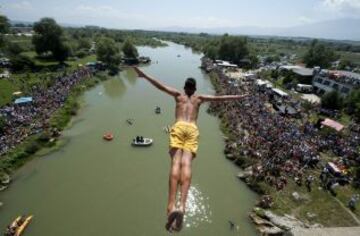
[322,0,360,12]
[6,1,33,10]
[298,16,313,24]
[73,4,233,28]
[170,16,234,28]
[75,4,145,21]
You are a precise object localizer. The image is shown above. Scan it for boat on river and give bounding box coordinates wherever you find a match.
[132,137,153,147]
[155,106,161,114]
[103,132,114,141]
[5,215,33,236]
[126,119,134,125]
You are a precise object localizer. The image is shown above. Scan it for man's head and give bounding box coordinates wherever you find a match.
[184,78,196,96]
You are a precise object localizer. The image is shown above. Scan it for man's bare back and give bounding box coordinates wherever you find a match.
[175,94,201,123]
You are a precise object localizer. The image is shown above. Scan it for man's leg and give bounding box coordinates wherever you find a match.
[167,148,182,215]
[179,150,194,213]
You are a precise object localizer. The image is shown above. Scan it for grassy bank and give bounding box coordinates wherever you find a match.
[207,71,360,227]
[0,72,110,178]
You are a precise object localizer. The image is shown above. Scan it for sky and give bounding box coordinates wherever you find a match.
[1,0,360,29]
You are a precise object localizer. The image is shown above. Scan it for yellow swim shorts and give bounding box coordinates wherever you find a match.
[169,121,200,155]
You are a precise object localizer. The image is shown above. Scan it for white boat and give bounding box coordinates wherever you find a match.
[132,138,153,147]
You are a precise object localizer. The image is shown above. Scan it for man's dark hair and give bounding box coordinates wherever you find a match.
[184,78,196,90]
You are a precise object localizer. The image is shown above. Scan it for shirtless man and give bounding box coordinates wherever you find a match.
[134,67,247,232]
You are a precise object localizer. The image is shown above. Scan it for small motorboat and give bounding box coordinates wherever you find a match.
[103,132,114,141]
[132,137,153,147]
[5,215,33,236]
[15,215,33,236]
[126,119,134,125]
[155,106,161,114]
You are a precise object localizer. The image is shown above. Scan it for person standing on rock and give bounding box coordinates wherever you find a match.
[134,67,248,232]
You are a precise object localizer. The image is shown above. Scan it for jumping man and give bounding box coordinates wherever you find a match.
[134,67,247,232]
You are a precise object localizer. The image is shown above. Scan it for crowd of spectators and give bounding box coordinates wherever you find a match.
[0,68,92,156]
[207,65,360,192]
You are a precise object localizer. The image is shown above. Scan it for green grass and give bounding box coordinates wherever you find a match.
[338,113,352,126]
[0,79,19,106]
[67,54,96,69]
[260,178,359,227]
[339,51,360,66]
[254,152,360,226]
[21,51,97,69]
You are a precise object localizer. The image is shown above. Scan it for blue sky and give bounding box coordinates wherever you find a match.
[1,0,360,29]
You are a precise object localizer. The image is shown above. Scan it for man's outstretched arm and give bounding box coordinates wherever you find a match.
[134,67,181,97]
[199,94,248,102]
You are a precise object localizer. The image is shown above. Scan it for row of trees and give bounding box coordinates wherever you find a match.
[0,15,139,71]
[32,18,138,64]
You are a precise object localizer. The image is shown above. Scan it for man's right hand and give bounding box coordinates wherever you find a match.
[134,67,147,78]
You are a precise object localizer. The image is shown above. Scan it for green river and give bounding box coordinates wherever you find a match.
[0,42,257,235]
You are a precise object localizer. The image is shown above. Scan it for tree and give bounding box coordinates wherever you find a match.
[77,38,91,50]
[6,42,24,56]
[321,90,343,110]
[96,37,121,69]
[0,15,10,34]
[338,59,352,70]
[303,39,337,68]
[204,44,217,60]
[10,54,35,72]
[217,35,249,64]
[345,89,360,120]
[32,18,69,62]
[248,54,259,69]
[122,38,138,58]
[0,15,10,48]
[53,42,70,62]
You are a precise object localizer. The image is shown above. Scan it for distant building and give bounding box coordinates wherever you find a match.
[279,65,314,84]
[313,69,360,96]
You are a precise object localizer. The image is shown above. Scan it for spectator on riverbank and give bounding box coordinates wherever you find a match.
[0,68,92,156]
[205,63,359,194]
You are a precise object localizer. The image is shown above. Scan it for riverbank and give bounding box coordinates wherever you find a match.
[0,71,111,191]
[206,68,360,234]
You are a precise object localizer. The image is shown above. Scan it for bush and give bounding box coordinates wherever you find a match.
[122,38,138,59]
[10,54,35,72]
[345,89,360,120]
[75,49,88,58]
[15,151,29,160]
[25,142,40,154]
[38,132,51,143]
[321,91,343,110]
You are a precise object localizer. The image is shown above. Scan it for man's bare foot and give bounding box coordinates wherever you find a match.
[173,206,185,232]
[165,209,178,232]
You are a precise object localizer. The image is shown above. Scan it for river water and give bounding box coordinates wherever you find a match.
[0,42,257,235]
